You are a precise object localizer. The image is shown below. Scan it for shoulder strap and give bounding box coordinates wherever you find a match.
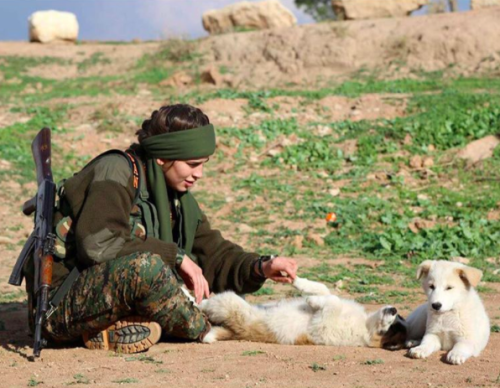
[82,149,142,205]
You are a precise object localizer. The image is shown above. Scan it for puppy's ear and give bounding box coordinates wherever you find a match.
[416,260,433,280]
[457,266,483,288]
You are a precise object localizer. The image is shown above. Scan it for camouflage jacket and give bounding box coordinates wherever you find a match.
[43,151,264,295]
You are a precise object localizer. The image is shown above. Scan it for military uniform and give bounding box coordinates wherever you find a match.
[35,150,265,343]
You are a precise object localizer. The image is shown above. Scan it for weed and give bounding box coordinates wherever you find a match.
[253,287,275,296]
[66,374,90,385]
[491,324,500,333]
[241,350,266,356]
[125,354,162,364]
[77,52,111,72]
[112,378,139,384]
[332,354,346,361]
[27,377,42,387]
[309,362,327,372]
[362,359,384,365]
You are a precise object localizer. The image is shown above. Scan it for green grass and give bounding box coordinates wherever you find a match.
[241,350,266,356]
[362,359,384,365]
[309,362,327,372]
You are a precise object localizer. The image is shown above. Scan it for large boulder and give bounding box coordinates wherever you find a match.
[29,10,79,43]
[471,0,500,9]
[331,0,428,20]
[202,0,296,35]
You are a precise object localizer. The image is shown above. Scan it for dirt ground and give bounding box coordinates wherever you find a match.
[1,7,500,388]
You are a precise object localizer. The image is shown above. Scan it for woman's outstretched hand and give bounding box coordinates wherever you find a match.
[261,257,298,284]
[178,255,210,304]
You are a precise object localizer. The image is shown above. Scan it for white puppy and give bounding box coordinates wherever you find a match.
[200,277,406,348]
[406,260,490,365]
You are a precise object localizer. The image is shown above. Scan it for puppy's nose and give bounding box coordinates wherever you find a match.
[432,302,442,311]
[388,307,397,316]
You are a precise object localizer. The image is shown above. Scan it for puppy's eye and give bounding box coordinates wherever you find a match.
[429,285,435,290]
[446,286,453,290]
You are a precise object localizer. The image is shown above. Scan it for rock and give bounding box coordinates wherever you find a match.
[450,256,470,265]
[200,67,223,85]
[202,0,297,35]
[292,235,304,249]
[159,71,193,88]
[306,232,324,246]
[457,135,500,164]
[0,236,14,245]
[422,157,434,167]
[29,10,79,43]
[329,188,341,197]
[471,0,500,10]
[409,155,423,168]
[237,223,255,233]
[332,0,428,20]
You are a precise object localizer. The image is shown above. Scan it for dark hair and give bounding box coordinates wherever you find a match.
[136,104,210,143]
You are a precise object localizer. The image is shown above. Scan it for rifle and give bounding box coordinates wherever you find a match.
[8,127,56,358]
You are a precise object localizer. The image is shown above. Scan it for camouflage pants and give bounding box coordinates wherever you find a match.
[44,252,208,342]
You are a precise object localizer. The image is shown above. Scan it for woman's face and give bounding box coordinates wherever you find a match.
[158,158,209,192]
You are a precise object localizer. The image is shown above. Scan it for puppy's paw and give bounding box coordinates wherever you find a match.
[201,328,219,344]
[405,339,421,349]
[446,349,470,365]
[408,345,433,359]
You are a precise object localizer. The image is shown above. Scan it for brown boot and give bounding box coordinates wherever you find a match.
[83,316,161,354]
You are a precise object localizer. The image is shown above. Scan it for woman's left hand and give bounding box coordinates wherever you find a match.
[261,257,298,284]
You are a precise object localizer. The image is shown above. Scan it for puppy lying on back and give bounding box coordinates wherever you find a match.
[406,260,490,365]
[200,277,407,348]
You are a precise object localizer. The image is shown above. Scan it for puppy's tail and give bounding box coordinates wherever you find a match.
[293,277,331,295]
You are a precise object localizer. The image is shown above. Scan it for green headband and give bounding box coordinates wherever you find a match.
[141,124,216,160]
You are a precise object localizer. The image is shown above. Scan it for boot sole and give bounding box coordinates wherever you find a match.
[83,316,161,354]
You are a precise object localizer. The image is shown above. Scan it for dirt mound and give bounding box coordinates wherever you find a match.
[199,7,500,87]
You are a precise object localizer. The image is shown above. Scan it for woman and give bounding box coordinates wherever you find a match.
[41,104,298,353]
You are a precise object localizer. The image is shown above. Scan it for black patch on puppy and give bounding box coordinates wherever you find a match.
[381,314,408,350]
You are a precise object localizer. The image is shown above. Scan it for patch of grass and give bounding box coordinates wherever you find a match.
[125,354,162,364]
[0,290,26,303]
[0,105,68,182]
[66,374,90,385]
[332,354,346,361]
[362,359,384,365]
[253,287,274,296]
[77,52,111,72]
[155,369,172,374]
[27,377,43,387]
[309,362,327,372]
[112,378,139,384]
[241,350,266,356]
[491,324,500,333]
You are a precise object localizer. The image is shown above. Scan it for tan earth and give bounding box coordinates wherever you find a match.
[1,7,500,388]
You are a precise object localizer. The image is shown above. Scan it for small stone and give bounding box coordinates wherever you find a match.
[456,202,463,208]
[334,280,343,289]
[422,157,434,167]
[293,235,304,249]
[0,236,14,245]
[306,232,324,247]
[237,224,254,234]
[329,188,340,197]
[409,155,423,168]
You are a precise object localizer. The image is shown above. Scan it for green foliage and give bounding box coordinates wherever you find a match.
[253,287,275,296]
[362,359,384,365]
[295,0,336,21]
[28,377,43,387]
[309,362,327,372]
[491,324,500,333]
[77,52,111,72]
[112,378,139,384]
[0,106,67,182]
[241,350,266,356]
